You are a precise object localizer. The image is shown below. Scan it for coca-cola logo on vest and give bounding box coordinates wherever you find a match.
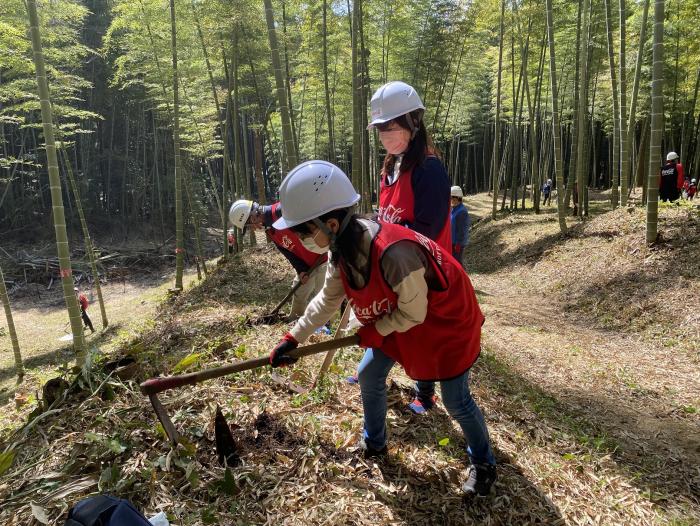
[414,231,443,267]
[352,297,394,322]
[281,235,294,250]
[377,204,405,224]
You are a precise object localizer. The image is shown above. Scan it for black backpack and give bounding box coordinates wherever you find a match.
[64,495,152,526]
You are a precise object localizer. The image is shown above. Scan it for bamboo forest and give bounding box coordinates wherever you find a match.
[0,0,699,523]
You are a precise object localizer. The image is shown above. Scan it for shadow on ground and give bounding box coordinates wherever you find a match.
[234,411,565,525]
[476,351,700,515]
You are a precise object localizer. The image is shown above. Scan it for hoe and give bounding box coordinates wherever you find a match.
[247,256,326,326]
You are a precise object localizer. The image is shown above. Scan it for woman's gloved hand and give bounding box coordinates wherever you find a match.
[269,333,299,367]
[358,324,384,349]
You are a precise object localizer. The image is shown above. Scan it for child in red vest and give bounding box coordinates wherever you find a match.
[229,199,328,319]
[74,287,95,333]
[268,161,497,497]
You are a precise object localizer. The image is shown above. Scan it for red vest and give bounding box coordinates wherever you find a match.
[78,294,88,310]
[378,158,452,252]
[341,223,483,381]
[267,203,327,268]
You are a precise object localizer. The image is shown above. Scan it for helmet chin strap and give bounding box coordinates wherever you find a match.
[405,114,418,139]
[312,207,355,251]
[405,109,424,140]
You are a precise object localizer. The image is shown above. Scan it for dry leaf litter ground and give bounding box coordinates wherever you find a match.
[0,196,698,525]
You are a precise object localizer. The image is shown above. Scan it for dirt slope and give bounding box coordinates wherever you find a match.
[0,201,698,525]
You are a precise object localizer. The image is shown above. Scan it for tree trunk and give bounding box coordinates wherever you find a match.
[322,0,335,161]
[619,0,629,205]
[646,0,664,244]
[566,0,583,209]
[351,0,362,194]
[0,264,23,380]
[626,0,649,202]
[241,113,256,246]
[281,0,298,159]
[231,35,246,208]
[263,0,298,172]
[604,0,621,208]
[26,0,86,362]
[184,170,207,275]
[492,0,505,220]
[575,0,591,218]
[359,0,371,212]
[635,117,650,187]
[681,65,699,165]
[168,0,184,290]
[254,130,266,204]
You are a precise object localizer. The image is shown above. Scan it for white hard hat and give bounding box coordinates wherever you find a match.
[273,161,360,230]
[228,199,253,229]
[667,151,679,161]
[450,186,464,198]
[692,179,697,184]
[368,81,425,129]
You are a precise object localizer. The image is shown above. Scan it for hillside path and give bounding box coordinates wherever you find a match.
[472,270,700,521]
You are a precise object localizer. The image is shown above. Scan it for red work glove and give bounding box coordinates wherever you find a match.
[269,333,299,368]
[358,324,384,349]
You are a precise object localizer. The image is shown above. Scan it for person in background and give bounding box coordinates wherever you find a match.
[227,229,235,254]
[352,80,450,414]
[542,178,553,206]
[268,161,497,496]
[74,287,95,333]
[229,199,327,320]
[687,178,697,200]
[450,186,470,264]
[659,152,684,202]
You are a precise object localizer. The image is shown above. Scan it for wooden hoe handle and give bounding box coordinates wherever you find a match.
[140,334,359,396]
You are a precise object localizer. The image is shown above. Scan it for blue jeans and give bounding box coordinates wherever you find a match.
[357,347,496,465]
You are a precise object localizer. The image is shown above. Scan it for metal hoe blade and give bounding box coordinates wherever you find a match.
[149,393,180,446]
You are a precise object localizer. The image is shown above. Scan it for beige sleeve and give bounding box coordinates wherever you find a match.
[374,267,429,336]
[290,262,347,343]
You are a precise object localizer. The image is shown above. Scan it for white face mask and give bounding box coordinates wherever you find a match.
[379,128,411,155]
[300,230,329,254]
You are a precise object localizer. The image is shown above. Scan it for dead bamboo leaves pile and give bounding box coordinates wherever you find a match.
[1,212,699,524]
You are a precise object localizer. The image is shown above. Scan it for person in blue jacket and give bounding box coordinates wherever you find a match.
[450,186,470,263]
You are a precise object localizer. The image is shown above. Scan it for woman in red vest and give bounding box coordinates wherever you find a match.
[371,81,451,251]
[269,161,497,496]
[229,199,327,319]
[351,81,451,414]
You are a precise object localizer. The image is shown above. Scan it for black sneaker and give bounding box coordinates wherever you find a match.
[462,464,496,496]
[358,437,388,459]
